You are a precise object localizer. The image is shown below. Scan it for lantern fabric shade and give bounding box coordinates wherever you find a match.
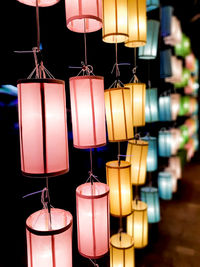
[160,49,172,78]
[17,79,69,177]
[127,200,148,248]
[142,136,158,172]
[158,130,172,157]
[163,16,182,46]
[165,56,183,84]
[104,87,134,142]
[76,182,110,259]
[170,93,180,121]
[159,95,172,121]
[161,6,173,37]
[26,208,73,267]
[170,128,181,155]
[17,0,59,7]
[158,172,173,200]
[145,88,159,123]
[106,160,132,217]
[175,33,191,57]
[69,76,106,149]
[169,156,182,179]
[146,0,160,12]
[110,233,135,267]
[178,96,190,116]
[65,0,102,33]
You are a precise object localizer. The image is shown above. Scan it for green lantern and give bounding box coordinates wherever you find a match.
[179,125,189,148]
[175,33,191,57]
[175,68,191,88]
[178,96,190,116]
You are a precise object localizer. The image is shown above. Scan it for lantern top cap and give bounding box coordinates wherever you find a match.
[141,186,158,194]
[76,182,109,199]
[110,233,134,249]
[17,78,64,85]
[125,83,146,87]
[158,172,172,178]
[128,139,148,146]
[106,160,131,169]
[105,87,130,92]
[132,200,147,211]
[69,75,104,81]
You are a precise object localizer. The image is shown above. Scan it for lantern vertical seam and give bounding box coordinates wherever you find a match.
[76,195,81,253]
[142,84,145,125]
[62,84,68,169]
[123,247,125,267]
[141,209,144,247]
[96,0,99,18]
[29,231,33,267]
[91,184,97,258]
[106,193,110,251]
[136,0,140,41]
[132,85,135,125]
[109,90,115,141]
[40,83,47,173]
[78,0,82,17]
[89,79,97,146]
[121,89,128,139]
[137,145,143,184]
[72,79,80,147]
[129,167,132,212]
[18,83,25,171]
[51,235,56,267]
[118,168,123,217]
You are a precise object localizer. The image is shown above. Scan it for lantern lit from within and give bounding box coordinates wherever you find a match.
[163,16,182,46]
[179,125,189,149]
[104,87,134,142]
[147,0,160,12]
[175,33,191,57]
[126,140,148,185]
[161,6,173,37]
[17,79,69,177]
[76,182,110,259]
[169,156,182,179]
[142,136,158,172]
[26,208,73,267]
[159,95,172,121]
[178,96,190,116]
[145,88,159,123]
[185,53,195,72]
[164,167,178,193]
[158,172,173,200]
[17,0,60,7]
[175,68,190,89]
[170,128,181,155]
[158,130,172,157]
[170,93,180,121]
[106,160,132,217]
[185,139,195,161]
[160,49,172,78]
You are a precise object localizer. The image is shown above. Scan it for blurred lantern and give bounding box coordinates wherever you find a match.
[158,129,172,157]
[65,0,102,33]
[185,117,196,136]
[192,134,199,151]
[159,95,172,121]
[164,16,182,46]
[102,0,128,43]
[145,88,159,123]
[69,76,106,149]
[175,33,191,57]
[164,167,178,193]
[184,77,195,95]
[17,79,69,177]
[179,125,189,149]
[138,20,160,59]
[126,140,148,185]
[169,156,182,179]
[125,0,147,47]
[158,172,173,200]
[185,53,195,72]
[188,98,198,116]
[160,49,172,78]
[170,128,181,155]
[185,138,195,161]
[146,0,160,12]
[104,87,134,142]
[110,233,135,267]
[106,161,132,217]
[17,0,59,7]
[178,96,190,116]
[26,208,73,267]
[165,56,182,84]
[161,6,173,37]
[125,83,146,126]
[76,182,110,259]
[141,187,160,223]
[142,136,158,172]
[127,200,148,248]
[177,149,187,168]
[175,68,190,89]
[170,93,180,121]
[192,58,199,79]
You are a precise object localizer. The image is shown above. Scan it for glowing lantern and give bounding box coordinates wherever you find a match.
[185,53,195,72]
[175,33,191,57]
[160,49,172,78]
[158,172,173,200]
[110,233,135,267]
[141,187,160,223]
[106,160,132,217]
[159,95,172,121]
[65,0,102,33]
[170,128,181,155]
[125,83,146,126]
[104,87,134,142]
[169,156,182,179]
[161,6,173,37]
[126,140,148,185]
[179,125,189,149]
[102,0,128,43]
[164,167,178,193]
[145,88,159,123]
[165,56,182,84]
[26,208,73,267]
[184,77,195,95]
[177,149,187,168]
[164,16,182,46]
[175,68,190,89]
[192,134,199,151]
[138,20,160,59]
[178,96,190,116]
[142,136,158,172]
[185,139,195,161]
[17,0,59,7]
[76,182,110,259]
[127,200,148,248]
[146,0,160,12]
[170,94,180,121]
[17,79,69,177]
[158,130,172,157]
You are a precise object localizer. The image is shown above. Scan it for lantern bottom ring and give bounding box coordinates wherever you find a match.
[67,15,102,33]
[78,250,109,260]
[125,40,146,48]
[111,212,132,218]
[103,33,129,43]
[73,143,106,149]
[22,169,69,178]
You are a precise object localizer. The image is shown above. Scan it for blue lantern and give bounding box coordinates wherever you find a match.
[141,187,160,223]
[138,20,160,60]
[147,0,160,12]
[160,49,172,78]
[142,136,158,172]
[158,172,173,200]
[158,130,172,157]
[159,95,172,121]
[145,88,159,123]
[161,6,173,37]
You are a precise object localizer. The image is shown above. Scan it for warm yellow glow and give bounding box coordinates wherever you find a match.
[106,160,132,217]
[104,87,134,142]
[126,140,148,185]
[127,200,148,248]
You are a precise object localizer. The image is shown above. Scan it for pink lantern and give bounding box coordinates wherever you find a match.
[17,79,69,177]
[26,208,73,267]
[69,76,106,149]
[164,16,182,46]
[165,56,182,84]
[170,128,181,155]
[76,182,110,259]
[170,93,180,121]
[184,77,195,95]
[65,0,102,33]
[185,53,195,71]
[169,156,182,179]
[17,0,60,7]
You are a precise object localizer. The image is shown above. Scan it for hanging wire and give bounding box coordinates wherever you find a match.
[88,258,99,267]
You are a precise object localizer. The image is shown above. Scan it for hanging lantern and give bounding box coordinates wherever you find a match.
[185,138,195,161]
[164,167,178,193]
[175,33,191,57]
[164,16,182,47]
[146,0,160,12]
[178,96,190,116]
[125,83,146,126]
[161,6,173,37]
[65,0,102,33]
[76,182,110,259]
[106,160,132,217]
[165,56,183,84]
[159,95,172,121]
[26,208,73,267]
[170,128,181,155]
[170,93,180,121]
[185,53,195,72]
[142,136,158,172]
[69,76,106,149]
[104,87,134,142]
[110,233,135,267]
[102,0,128,43]
[160,49,172,78]
[138,20,160,59]
[158,172,173,200]
[127,200,148,248]
[158,130,172,157]
[184,77,195,95]
[141,187,160,223]
[145,88,159,123]
[175,68,190,89]
[17,79,69,177]
[179,125,189,149]
[169,156,182,179]
[126,140,148,185]
[17,0,59,7]
[192,134,199,152]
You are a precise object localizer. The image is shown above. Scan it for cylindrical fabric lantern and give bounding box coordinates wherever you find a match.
[17,79,69,177]
[65,0,102,33]
[160,49,172,78]
[125,0,147,48]
[69,76,106,149]
[169,156,182,179]
[145,88,159,123]
[170,93,180,121]
[158,130,172,157]
[76,182,110,259]
[164,167,178,193]
[106,160,132,217]
[17,0,59,7]
[126,140,148,185]
[179,125,189,148]
[127,200,148,248]
[104,87,134,142]
[178,96,190,116]
[138,20,160,59]
[125,83,146,126]
[159,95,172,121]
[175,68,191,89]
[175,33,191,57]
[163,16,182,47]
[158,172,173,200]
[147,0,160,12]
[142,136,158,172]
[170,128,181,155]
[165,56,183,84]
[110,233,135,267]
[161,6,173,37]
[102,0,128,43]
[26,208,73,267]
[185,53,195,72]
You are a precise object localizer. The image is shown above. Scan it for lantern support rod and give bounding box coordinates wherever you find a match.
[148,172,152,187]
[45,177,52,230]
[89,258,99,267]
[118,142,121,166]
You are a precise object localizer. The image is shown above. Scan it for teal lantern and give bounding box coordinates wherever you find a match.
[147,0,160,12]
[178,96,190,116]
[175,68,190,88]
[161,6,173,37]
[158,130,172,157]
[192,134,199,151]
[138,20,160,60]
[159,95,172,121]
[141,187,160,223]
[175,33,191,57]
[158,172,173,200]
[179,125,189,148]
[160,49,172,78]
[142,136,158,172]
[145,88,159,123]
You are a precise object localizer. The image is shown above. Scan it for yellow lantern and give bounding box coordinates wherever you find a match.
[125,83,146,126]
[126,140,148,185]
[110,233,135,267]
[102,0,128,43]
[104,87,134,142]
[127,200,148,248]
[106,160,132,217]
[125,0,147,47]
